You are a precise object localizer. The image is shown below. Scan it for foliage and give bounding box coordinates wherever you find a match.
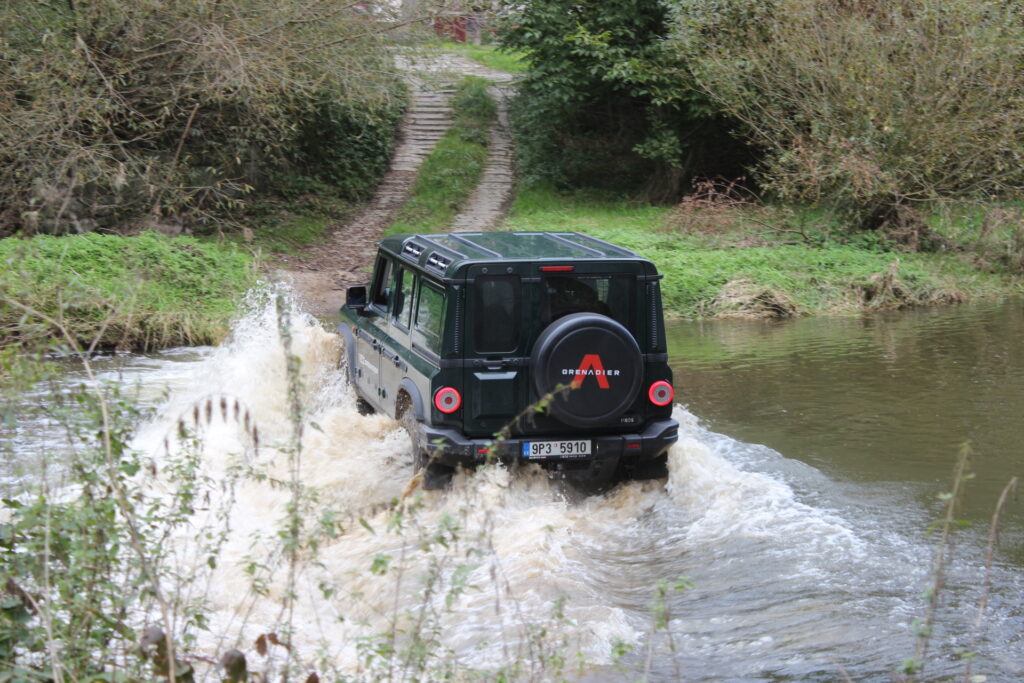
[500,0,748,199]
[928,203,1024,275]
[0,338,242,680]
[0,0,404,237]
[385,76,496,235]
[285,88,407,203]
[0,232,257,349]
[673,0,1024,233]
[505,187,1024,317]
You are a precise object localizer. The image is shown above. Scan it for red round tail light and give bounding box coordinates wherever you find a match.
[433,386,462,414]
[648,380,674,406]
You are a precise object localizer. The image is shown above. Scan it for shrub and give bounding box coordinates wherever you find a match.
[0,0,404,236]
[673,0,1024,232]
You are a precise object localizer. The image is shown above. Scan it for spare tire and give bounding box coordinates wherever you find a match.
[530,312,643,428]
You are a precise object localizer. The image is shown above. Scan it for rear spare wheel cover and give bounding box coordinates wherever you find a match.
[530,313,643,428]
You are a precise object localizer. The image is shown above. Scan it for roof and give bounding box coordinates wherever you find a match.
[378,231,643,279]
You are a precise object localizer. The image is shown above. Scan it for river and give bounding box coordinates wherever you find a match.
[3,294,1021,681]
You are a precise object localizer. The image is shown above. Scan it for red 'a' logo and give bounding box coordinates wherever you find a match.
[572,354,610,389]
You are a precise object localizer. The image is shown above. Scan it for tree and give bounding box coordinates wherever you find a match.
[501,0,749,199]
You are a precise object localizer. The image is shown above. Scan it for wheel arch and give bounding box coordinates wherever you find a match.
[396,378,426,421]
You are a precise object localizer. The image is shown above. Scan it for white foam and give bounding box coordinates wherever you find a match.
[126,286,866,677]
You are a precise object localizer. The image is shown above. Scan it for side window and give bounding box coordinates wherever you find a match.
[393,268,416,330]
[413,281,445,354]
[370,257,395,310]
[474,275,519,353]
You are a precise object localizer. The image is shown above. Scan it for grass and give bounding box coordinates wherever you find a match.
[0,232,258,350]
[228,195,354,257]
[505,186,1024,318]
[438,41,528,74]
[385,76,496,236]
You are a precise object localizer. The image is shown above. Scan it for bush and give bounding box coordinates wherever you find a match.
[287,89,407,202]
[0,0,404,237]
[501,0,750,200]
[673,0,1024,231]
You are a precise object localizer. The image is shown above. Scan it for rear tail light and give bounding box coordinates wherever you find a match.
[648,380,674,406]
[434,386,462,414]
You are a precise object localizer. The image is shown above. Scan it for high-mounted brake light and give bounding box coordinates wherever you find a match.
[434,386,462,414]
[540,265,575,272]
[648,380,674,406]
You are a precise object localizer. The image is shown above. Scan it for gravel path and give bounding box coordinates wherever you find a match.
[279,52,516,317]
[450,82,515,231]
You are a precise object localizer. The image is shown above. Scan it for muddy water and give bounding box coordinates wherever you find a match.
[4,295,1022,681]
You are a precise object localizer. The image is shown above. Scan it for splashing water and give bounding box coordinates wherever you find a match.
[15,286,1012,679]
[117,286,933,681]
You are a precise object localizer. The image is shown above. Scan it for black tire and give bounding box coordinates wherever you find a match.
[400,407,453,490]
[530,312,644,428]
[631,453,669,480]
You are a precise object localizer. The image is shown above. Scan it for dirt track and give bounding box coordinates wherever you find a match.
[278,52,516,318]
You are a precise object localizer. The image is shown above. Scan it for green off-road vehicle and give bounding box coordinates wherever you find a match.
[339,232,678,489]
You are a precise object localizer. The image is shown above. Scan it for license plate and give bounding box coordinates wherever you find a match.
[521,440,591,459]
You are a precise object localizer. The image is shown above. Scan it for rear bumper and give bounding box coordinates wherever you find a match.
[420,418,679,476]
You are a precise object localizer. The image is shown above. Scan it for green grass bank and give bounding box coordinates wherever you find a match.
[0,232,257,350]
[505,188,1024,318]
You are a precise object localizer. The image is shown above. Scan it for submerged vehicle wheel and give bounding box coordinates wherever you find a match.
[400,408,453,491]
[355,398,375,416]
[631,453,669,480]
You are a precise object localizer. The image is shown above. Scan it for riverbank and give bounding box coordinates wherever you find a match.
[0,232,258,350]
[505,187,1024,319]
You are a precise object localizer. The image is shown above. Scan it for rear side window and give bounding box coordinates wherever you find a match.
[414,281,445,354]
[542,274,633,330]
[474,275,519,353]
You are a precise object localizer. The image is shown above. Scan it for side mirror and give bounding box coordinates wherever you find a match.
[346,285,369,315]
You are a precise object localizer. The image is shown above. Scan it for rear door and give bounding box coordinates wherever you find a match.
[378,264,416,410]
[462,265,529,437]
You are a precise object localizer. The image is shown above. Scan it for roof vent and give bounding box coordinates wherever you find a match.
[403,241,425,258]
[426,252,451,272]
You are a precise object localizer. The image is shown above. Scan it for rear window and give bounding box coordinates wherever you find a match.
[474,275,519,353]
[542,274,633,330]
